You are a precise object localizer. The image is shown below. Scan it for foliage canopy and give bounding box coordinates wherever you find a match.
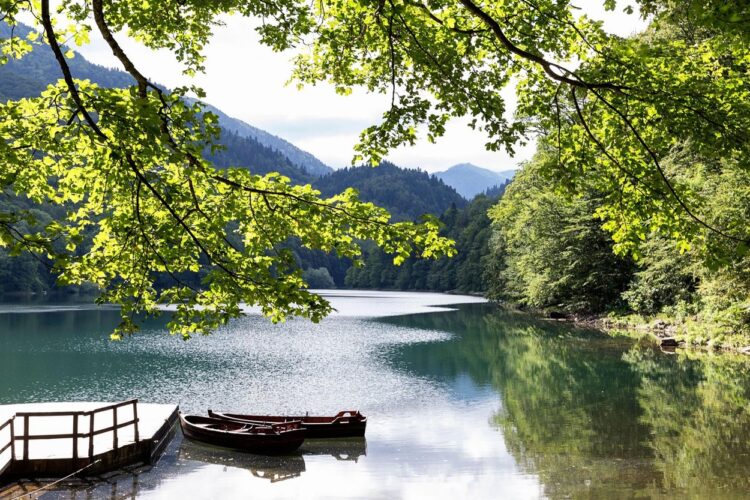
[0,0,457,338]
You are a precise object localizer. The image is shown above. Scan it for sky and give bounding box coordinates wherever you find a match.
[75,2,646,173]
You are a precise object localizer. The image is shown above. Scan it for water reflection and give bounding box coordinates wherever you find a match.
[384,305,750,498]
[301,438,367,462]
[178,440,307,483]
[625,348,750,496]
[176,437,367,484]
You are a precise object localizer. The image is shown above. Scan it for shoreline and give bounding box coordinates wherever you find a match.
[483,302,750,355]
[550,313,750,356]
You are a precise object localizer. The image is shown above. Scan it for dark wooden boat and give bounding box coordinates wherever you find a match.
[207,409,367,438]
[179,413,306,455]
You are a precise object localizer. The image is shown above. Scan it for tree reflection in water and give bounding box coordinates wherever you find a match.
[382,304,750,499]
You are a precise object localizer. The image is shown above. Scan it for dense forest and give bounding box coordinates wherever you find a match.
[288,163,473,288]
[0,196,99,295]
[0,156,472,295]
[206,129,315,185]
[345,191,503,292]
[485,145,750,345]
[315,162,467,221]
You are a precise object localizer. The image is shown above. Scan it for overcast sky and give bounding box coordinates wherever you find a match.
[76,2,645,173]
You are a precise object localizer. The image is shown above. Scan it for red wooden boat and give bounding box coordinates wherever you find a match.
[179,413,306,454]
[207,409,367,438]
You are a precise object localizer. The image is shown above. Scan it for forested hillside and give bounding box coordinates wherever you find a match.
[0,21,325,183]
[289,163,473,288]
[345,188,505,292]
[486,143,750,346]
[0,26,478,296]
[1,21,506,300]
[0,23,132,99]
[315,163,467,221]
[206,130,314,184]
[0,31,475,296]
[474,8,750,347]
[207,104,333,177]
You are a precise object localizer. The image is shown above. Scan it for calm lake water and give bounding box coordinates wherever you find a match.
[1,291,750,499]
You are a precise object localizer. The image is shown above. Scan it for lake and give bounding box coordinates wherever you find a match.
[1,291,750,499]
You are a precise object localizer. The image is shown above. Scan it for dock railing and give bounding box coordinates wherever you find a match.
[0,416,13,474]
[10,399,140,462]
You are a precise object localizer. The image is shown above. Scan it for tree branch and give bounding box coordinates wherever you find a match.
[40,0,104,138]
[92,0,149,97]
[457,0,624,90]
[585,85,750,243]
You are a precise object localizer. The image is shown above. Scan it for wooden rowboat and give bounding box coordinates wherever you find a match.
[207,409,367,438]
[179,413,306,455]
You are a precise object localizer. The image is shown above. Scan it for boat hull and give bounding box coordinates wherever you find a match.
[179,414,306,455]
[208,410,367,438]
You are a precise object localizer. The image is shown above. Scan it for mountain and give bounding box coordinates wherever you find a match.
[0,23,488,294]
[0,22,328,181]
[206,129,314,184]
[315,162,467,221]
[434,163,516,199]
[204,105,332,177]
[0,22,134,100]
[289,162,471,288]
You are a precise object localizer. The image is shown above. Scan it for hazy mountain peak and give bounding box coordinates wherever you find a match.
[435,163,515,199]
[447,162,490,171]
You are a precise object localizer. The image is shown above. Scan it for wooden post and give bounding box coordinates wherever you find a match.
[22,415,29,461]
[72,413,79,460]
[133,402,139,443]
[113,407,118,450]
[9,418,15,460]
[88,412,95,458]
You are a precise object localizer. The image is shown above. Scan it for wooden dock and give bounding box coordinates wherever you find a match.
[0,400,178,484]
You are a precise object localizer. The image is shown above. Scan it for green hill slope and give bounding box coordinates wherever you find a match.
[315,162,467,221]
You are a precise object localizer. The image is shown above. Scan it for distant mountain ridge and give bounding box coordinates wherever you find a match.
[435,163,516,199]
